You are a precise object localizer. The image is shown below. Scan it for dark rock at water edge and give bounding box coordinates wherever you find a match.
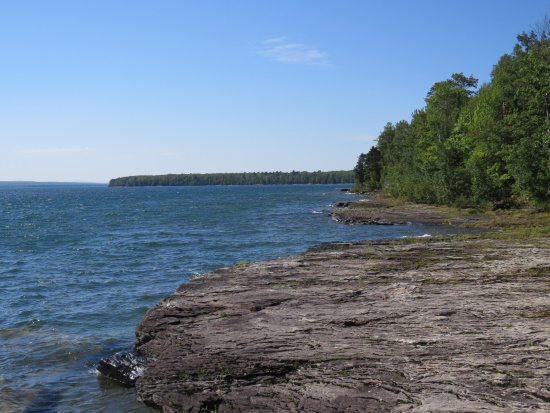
[97,351,149,386]
[329,211,397,225]
[332,201,351,208]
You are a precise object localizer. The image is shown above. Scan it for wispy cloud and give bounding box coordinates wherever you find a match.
[15,147,92,154]
[256,38,329,66]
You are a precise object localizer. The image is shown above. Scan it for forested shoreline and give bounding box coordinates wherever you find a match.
[108,170,353,187]
[354,21,550,206]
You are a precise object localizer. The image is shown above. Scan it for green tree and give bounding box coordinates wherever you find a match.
[354,153,367,187]
[423,73,478,203]
[364,146,382,190]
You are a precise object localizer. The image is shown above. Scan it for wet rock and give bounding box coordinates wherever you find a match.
[332,201,351,208]
[329,211,397,225]
[97,351,149,386]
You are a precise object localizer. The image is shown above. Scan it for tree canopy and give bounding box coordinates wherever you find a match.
[354,19,550,205]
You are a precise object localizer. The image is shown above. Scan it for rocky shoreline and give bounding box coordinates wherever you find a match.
[99,198,550,412]
[328,196,494,227]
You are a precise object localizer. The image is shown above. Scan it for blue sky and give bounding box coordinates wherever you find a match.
[1,1,549,183]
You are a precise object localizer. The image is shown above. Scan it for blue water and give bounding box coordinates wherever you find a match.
[0,184,472,412]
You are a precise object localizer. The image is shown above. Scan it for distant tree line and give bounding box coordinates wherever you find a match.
[109,170,354,187]
[354,20,550,206]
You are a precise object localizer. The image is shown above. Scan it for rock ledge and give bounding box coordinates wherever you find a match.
[130,238,550,412]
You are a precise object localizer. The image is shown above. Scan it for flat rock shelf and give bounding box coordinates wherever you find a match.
[129,237,550,412]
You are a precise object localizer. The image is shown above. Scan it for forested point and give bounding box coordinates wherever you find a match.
[108,171,354,187]
[354,19,550,207]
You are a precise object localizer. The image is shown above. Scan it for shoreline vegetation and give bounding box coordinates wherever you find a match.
[99,191,550,412]
[108,171,353,187]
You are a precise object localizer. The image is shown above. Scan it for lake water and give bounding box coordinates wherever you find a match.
[0,184,473,412]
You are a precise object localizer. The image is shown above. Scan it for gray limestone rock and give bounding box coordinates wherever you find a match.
[131,238,550,412]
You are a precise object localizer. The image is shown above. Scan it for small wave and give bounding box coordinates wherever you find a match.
[400,234,431,239]
[134,306,151,314]
[312,211,324,214]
